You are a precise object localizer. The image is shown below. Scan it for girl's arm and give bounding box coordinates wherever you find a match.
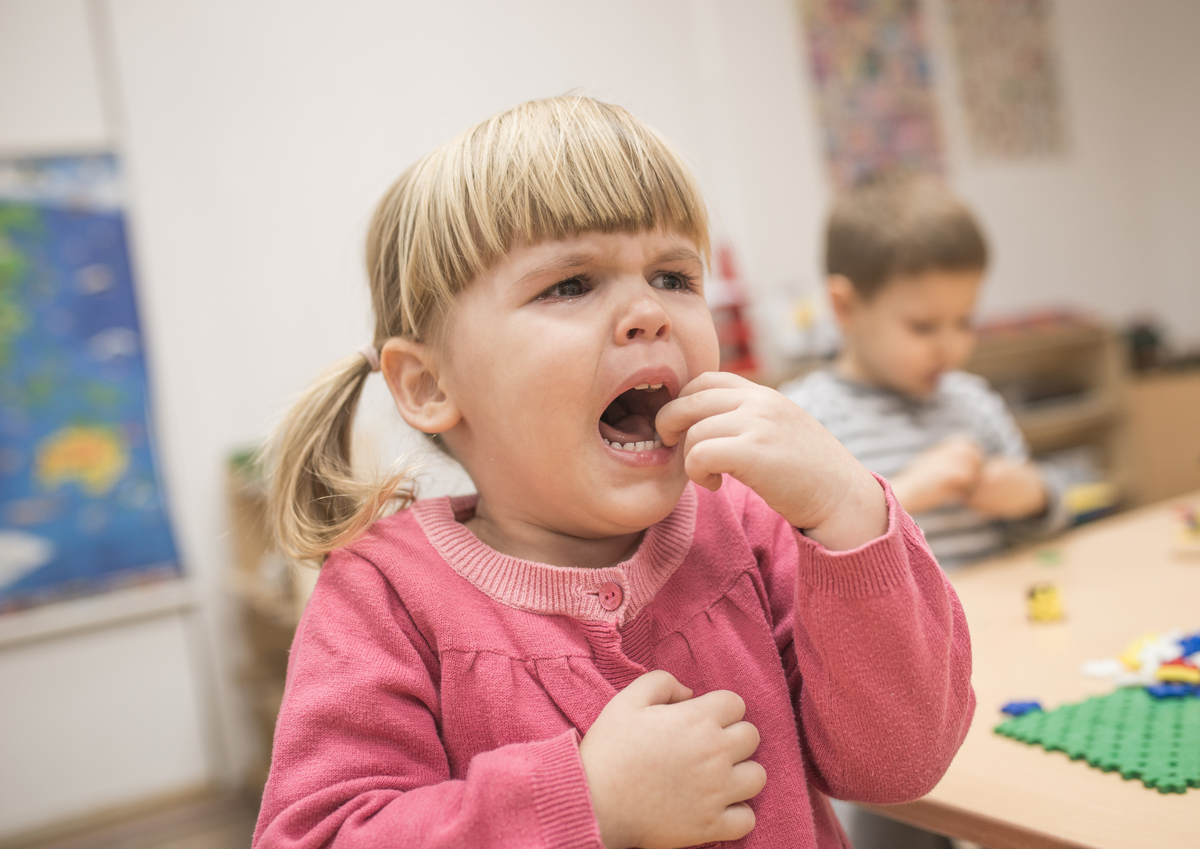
[746,477,975,803]
[252,552,601,849]
[657,372,973,801]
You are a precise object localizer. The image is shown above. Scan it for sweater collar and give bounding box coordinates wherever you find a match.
[411,486,697,624]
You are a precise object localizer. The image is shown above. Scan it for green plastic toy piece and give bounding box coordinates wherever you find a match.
[995,688,1200,794]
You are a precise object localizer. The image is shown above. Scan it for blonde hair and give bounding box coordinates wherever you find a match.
[826,171,988,299]
[267,96,710,563]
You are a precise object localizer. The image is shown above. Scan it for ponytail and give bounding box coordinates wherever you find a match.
[266,352,417,564]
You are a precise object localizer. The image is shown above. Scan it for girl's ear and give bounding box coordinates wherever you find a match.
[379,338,462,434]
[826,274,861,329]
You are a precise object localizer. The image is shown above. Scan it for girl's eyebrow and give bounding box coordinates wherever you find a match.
[513,245,703,288]
[653,246,703,266]
[513,251,597,288]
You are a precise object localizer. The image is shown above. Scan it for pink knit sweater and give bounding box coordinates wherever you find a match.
[254,476,974,848]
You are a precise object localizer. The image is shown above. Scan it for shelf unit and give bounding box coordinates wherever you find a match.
[226,460,313,790]
[964,319,1132,498]
[1125,369,1200,505]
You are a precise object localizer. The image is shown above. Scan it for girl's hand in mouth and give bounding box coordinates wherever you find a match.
[655,371,888,551]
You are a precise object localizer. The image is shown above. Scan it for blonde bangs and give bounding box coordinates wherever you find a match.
[371,97,710,341]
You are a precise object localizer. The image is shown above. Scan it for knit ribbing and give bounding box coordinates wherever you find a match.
[796,476,919,598]
[412,486,697,624]
[530,730,604,849]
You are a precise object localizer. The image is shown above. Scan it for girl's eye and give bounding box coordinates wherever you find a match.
[539,277,588,300]
[908,321,938,336]
[650,272,694,291]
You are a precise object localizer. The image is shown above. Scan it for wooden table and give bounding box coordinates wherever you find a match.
[863,494,1200,848]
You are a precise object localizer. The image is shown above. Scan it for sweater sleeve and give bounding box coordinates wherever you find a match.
[749,474,975,804]
[252,550,602,849]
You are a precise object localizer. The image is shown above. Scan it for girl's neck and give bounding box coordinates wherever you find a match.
[465,498,645,570]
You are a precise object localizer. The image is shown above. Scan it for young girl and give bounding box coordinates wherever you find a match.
[254,97,974,849]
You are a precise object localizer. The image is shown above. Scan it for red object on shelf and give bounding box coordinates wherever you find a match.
[711,244,758,379]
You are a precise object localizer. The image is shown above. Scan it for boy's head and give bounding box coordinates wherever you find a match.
[825,172,988,398]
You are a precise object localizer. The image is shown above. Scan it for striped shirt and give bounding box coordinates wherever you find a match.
[781,369,1064,568]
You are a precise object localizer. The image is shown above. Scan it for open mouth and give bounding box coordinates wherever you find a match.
[599,383,672,452]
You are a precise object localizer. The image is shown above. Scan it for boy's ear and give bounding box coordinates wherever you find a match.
[826,274,860,328]
[379,338,461,434]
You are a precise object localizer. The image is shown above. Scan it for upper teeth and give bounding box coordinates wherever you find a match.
[634,383,663,391]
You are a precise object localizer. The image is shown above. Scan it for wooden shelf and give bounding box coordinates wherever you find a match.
[1010,392,1120,453]
[965,320,1132,500]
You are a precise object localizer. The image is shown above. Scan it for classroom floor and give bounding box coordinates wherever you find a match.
[2,795,258,849]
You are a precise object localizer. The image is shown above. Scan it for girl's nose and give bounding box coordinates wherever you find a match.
[615,289,671,343]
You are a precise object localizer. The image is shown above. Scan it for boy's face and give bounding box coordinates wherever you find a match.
[832,269,982,398]
[433,229,720,541]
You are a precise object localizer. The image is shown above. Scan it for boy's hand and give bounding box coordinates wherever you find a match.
[579,670,765,849]
[890,436,984,515]
[656,372,887,550]
[967,457,1048,519]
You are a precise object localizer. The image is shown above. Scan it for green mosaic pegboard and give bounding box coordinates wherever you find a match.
[995,688,1200,794]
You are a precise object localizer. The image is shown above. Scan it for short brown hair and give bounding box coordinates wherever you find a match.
[825,172,988,299]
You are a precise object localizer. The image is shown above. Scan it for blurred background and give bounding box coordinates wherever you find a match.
[0,0,1197,846]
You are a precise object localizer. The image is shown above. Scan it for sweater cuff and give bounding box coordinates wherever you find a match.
[530,728,604,849]
[795,473,928,597]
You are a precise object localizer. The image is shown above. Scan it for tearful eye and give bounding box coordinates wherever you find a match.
[540,277,587,300]
[651,272,691,291]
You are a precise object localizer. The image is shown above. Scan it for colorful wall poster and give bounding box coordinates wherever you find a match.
[798,0,944,188]
[946,0,1067,159]
[0,155,181,612]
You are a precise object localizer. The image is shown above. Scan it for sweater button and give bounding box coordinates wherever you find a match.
[597,582,623,611]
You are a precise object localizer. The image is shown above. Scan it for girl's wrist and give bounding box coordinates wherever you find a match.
[801,470,888,551]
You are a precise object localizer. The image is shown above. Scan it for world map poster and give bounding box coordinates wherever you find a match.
[0,155,180,612]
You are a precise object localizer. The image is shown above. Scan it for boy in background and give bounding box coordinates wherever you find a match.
[784,173,1067,569]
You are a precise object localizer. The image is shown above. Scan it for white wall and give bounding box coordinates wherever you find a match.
[0,0,213,838]
[1,0,1198,836]
[0,601,209,836]
[926,0,1200,347]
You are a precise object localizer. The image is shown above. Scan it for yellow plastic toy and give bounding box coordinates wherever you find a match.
[1155,663,1200,685]
[1027,583,1064,623]
[1119,633,1160,671]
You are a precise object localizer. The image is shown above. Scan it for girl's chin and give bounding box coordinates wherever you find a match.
[597,474,689,526]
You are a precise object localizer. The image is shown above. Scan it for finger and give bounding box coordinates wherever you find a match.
[620,669,693,708]
[678,408,751,450]
[724,720,761,762]
[675,370,753,399]
[655,388,746,447]
[709,801,757,843]
[684,437,747,491]
[687,689,746,727]
[728,759,768,802]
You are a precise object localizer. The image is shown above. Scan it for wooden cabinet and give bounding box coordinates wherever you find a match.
[226,458,314,789]
[1125,371,1200,505]
[964,321,1132,497]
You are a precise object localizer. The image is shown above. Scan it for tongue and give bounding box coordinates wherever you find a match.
[599,412,656,444]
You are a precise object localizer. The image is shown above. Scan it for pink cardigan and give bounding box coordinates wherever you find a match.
[254,476,974,848]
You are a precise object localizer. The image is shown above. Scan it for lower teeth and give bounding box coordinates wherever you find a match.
[604,437,663,451]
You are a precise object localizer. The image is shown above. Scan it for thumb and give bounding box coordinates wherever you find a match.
[620,669,693,707]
